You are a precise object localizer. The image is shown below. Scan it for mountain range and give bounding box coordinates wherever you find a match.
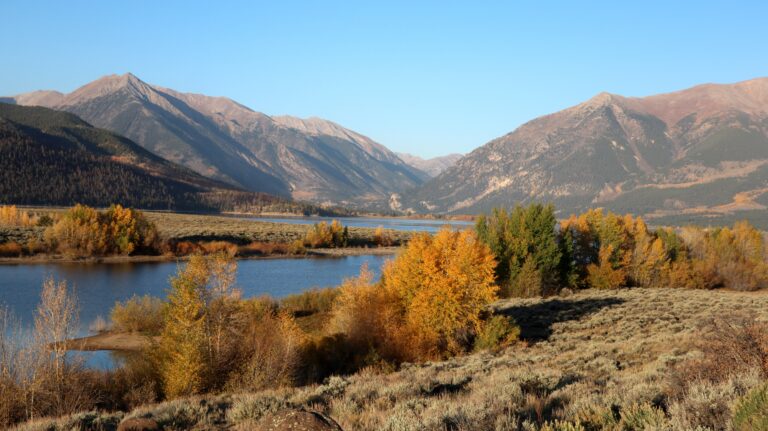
[0,103,335,215]
[6,74,768,224]
[401,78,768,222]
[396,153,463,177]
[3,73,428,209]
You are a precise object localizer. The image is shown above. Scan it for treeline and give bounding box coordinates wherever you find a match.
[477,204,768,295]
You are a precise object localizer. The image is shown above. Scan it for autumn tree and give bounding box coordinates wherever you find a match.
[156,252,240,398]
[103,204,159,255]
[0,205,35,227]
[45,204,107,256]
[157,256,211,398]
[382,228,498,356]
[44,204,159,256]
[304,220,349,248]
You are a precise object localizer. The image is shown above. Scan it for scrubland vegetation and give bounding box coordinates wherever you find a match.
[0,205,407,260]
[3,202,768,429]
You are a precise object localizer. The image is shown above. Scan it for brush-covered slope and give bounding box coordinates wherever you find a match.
[6,74,427,208]
[404,78,768,218]
[0,103,312,213]
[19,288,768,430]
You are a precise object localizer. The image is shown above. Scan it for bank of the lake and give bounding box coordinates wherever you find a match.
[0,246,400,265]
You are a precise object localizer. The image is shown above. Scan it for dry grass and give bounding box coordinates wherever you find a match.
[142,212,412,246]
[18,287,768,430]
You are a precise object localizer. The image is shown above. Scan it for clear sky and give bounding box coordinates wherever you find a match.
[2,1,767,158]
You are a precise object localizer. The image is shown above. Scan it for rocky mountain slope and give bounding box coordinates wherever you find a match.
[403,78,768,219]
[4,74,427,208]
[0,103,327,214]
[397,152,463,177]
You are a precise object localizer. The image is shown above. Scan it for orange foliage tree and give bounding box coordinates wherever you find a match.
[381,228,498,356]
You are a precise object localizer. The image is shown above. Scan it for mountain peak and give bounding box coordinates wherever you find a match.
[60,72,155,105]
[583,91,624,109]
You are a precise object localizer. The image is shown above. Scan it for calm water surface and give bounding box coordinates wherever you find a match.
[241,215,473,232]
[0,255,389,368]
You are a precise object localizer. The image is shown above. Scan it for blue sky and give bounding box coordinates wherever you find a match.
[2,1,767,158]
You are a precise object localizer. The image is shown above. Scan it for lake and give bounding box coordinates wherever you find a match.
[240,215,473,232]
[0,255,389,368]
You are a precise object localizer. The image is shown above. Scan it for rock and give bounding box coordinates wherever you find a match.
[255,409,343,431]
[117,417,160,431]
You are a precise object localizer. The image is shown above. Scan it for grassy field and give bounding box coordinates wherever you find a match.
[0,210,415,258]
[17,287,768,430]
[141,212,413,245]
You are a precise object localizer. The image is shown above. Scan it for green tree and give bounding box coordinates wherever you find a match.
[476,203,561,296]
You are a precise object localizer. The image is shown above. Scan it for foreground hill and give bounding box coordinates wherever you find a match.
[18,287,768,430]
[4,74,427,208]
[404,78,768,222]
[0,103,329,214]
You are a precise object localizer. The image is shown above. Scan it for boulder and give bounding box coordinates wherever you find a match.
[117,417,160,431]
[255,409,343,431]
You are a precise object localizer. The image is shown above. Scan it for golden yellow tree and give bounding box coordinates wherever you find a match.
[587,244,628,289]
[157,256,210,398]
[382,228,497,356]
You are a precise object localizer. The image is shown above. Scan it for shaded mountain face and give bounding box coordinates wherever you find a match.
[403,78,768,218]
[396,152,463,177]
[6,74,427,208]
[0,103,310,213]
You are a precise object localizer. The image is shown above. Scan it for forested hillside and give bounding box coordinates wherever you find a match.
[0,103,337,215]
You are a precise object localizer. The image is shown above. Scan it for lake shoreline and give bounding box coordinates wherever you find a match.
[0,246,400,265]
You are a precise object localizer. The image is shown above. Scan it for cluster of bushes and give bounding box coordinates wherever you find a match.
[303,220,349,248]
[44,204,159,256]
[477,204,768,296]
[0,205,39,227]
[0,204,161,258]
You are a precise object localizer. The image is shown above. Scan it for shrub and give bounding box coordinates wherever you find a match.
[474,315,520,351]
[327,264,408,363]
[280,287,339,315]
[227,312,305,391]
[732,383,768,431]
[373,226,394,246]
[103,204,159,255]
[0,242,23,257]
[672,315,768,391]
[0,205,35,227]
[238,241,293,257]
[110,295,165,334]
[304,220,348,248]
[44,204,159,256]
